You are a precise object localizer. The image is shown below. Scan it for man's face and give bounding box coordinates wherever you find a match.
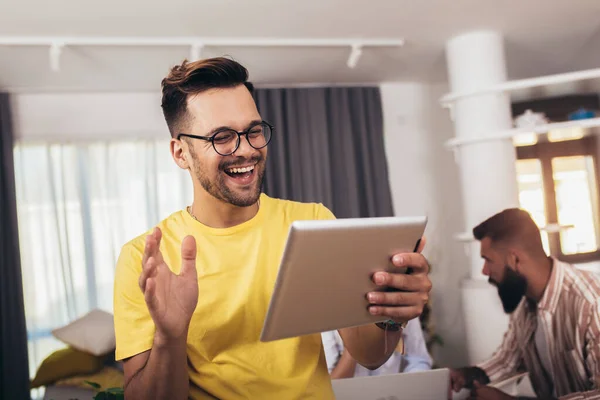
[183,85,267,207]
[480,237,527,313]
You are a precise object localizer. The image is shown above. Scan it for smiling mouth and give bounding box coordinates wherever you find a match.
[223,164,256,181]
[225,164,254,174]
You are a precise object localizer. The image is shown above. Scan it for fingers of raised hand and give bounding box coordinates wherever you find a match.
[180,235,197,277]
[144,277,157,310]
[143,228,164,265]
[139,256,159,292]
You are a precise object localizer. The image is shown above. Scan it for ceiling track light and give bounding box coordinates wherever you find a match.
[190,43,203,61]
[347,44,363,69]
[0,36,405,71]
[49,42,64,72]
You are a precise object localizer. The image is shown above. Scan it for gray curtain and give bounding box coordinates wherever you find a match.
[0,93,30,399]
[254,87,394,218]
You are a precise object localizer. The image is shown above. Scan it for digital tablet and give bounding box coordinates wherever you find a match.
[260,215,427,342]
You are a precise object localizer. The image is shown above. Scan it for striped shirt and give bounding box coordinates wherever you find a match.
[478,259,600,400]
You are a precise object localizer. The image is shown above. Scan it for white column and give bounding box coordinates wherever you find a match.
[446,31,520,279]
[445,31,516,364]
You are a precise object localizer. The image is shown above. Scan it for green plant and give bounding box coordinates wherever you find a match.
[85,381,124,400]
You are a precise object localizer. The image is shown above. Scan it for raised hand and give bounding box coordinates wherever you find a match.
[138,227,199,342]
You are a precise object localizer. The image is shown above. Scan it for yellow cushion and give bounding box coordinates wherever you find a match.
[54,366,124,390]
[30,347,105,388]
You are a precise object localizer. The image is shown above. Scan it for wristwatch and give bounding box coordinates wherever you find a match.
[375,319,407,332]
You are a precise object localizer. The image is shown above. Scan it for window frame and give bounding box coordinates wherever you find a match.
[516,135,600,263]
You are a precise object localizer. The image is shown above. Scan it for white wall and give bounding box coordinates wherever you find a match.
[11,92,166,141]
[13,87,473,367]
[381,82,471,367]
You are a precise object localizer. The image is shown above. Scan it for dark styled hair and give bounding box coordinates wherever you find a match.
[473,208,544,251]
[161,57,254,137]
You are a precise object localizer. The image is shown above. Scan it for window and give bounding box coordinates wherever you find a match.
[552,156,600,255]
[14,140,192,382]
[515,135,600,263]
[515,159,550,254]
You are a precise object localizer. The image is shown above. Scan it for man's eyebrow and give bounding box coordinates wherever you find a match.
[206,120,263,136]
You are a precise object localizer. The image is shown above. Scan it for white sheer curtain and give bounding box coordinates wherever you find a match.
[13,139,192,377]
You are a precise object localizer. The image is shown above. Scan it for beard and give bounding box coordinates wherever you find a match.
[190,149,265,207]
[489,266,527,314]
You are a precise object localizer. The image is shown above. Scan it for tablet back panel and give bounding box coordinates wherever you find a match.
[260,216,427,342]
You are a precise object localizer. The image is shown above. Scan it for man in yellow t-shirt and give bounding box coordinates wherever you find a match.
[113,57,432,400]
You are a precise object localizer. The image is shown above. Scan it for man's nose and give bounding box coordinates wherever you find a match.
[233,134,254,156]
[481,264,490,276]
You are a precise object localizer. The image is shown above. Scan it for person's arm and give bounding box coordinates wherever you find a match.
[330,349,358,379]
[123,332,189,399]
[321,331,344,374]
[403,355,432,373]
[558,391,600,400]
[339,324,403,369]
[401,318,432,373]
[476,316,523,384]
[322,330,357,379]
[115,228,199,400]
[468,382,558,400]
[450,316,522,393]
[553,300,600,400]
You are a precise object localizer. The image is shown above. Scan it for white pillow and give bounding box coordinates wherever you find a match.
[52,309,116,356]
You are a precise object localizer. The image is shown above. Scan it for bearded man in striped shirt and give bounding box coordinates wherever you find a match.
[450,208,600,400]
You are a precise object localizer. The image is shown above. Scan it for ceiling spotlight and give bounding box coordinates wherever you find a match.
[49,42,64,72]
[347,44,363,69]
[190,44,203,61]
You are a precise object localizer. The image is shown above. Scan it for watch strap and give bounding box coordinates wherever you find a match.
[375,319,407,332]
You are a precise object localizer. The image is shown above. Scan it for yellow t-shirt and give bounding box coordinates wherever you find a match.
[113,193,336,399]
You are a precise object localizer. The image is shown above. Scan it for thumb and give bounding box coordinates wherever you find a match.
[180,235,197,277]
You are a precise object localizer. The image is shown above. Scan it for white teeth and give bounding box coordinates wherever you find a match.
[228,165,255,174]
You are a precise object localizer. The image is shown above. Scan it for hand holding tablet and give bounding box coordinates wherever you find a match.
[366,237,431,325]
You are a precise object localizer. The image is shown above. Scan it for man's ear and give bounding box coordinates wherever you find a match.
[506,250,519,272]
[508,249,527,274]
[171,138,189,170]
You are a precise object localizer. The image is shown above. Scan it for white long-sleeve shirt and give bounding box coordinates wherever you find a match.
[321,318,433,376]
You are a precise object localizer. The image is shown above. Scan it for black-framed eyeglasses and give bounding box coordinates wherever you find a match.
[177,121,274,156]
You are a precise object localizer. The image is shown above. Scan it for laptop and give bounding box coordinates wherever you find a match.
[332,368,450,400]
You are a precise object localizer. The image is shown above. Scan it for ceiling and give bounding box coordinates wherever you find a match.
[1,0,600,92]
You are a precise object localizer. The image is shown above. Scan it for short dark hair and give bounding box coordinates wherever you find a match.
[473,208,544,251]
[161,57,254,137]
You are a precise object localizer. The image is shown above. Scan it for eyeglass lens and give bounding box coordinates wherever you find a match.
[212,122,272,155]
